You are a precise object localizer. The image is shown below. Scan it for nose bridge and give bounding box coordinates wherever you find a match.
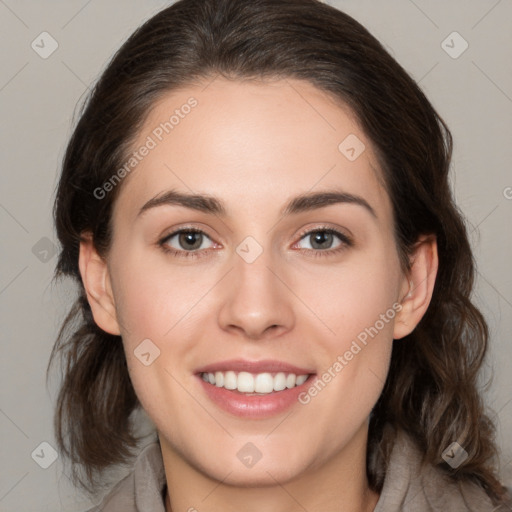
[217,238,294,339]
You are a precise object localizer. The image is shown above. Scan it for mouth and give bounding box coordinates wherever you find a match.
[199,370,311,395]
[195,359,316,418]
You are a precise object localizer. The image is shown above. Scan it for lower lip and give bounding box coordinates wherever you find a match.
[196,375,314,419]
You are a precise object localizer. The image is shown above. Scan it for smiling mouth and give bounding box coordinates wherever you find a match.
[199,371,313,395]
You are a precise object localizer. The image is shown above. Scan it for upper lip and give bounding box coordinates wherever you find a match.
[195,359,315,375]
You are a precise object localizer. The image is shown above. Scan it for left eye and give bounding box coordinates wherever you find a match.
[295,229,347,251]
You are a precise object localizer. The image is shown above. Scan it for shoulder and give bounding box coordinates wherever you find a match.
[375,428,509,512]
[85,441,166,512]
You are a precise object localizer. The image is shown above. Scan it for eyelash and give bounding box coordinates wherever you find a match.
[158,225,353,260]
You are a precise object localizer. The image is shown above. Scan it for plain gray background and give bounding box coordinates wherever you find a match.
[0,1,511,510]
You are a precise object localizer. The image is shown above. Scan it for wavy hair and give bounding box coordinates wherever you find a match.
[47,0,510,505]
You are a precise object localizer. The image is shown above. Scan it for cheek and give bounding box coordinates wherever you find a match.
[294,245,401,409]
[295,267,398,440]
[109,254,220,412]
[111,252,218,343]
[116,268,194,421]
[295,249,401,343]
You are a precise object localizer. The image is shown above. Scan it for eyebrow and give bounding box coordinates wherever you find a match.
[137,188,377,219]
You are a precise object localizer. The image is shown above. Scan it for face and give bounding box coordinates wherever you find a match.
[90,77,416,486]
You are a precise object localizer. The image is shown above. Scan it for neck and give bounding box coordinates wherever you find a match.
[160,424,379,512]
[164,482,379,512]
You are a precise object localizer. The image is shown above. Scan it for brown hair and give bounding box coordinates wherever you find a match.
[48,0,511,505]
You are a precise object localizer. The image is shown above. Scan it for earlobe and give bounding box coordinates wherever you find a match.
[393,235,438,340]
[78,232,121,336]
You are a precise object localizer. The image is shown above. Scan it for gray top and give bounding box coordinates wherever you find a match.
[87,430,509,511]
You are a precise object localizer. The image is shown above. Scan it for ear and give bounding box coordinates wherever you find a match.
[78,232,121,336]
[393,234,438,340]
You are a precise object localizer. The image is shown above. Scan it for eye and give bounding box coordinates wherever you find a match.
[158,226,353,259]
[159,228,215,258]
[294,227,353,257]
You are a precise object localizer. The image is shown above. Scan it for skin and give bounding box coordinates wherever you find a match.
[79,77,438,512]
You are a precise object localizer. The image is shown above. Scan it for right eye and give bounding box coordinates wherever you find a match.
[159,228,217,258]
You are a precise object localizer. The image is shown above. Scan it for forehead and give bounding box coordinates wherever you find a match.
[112,77,391,225]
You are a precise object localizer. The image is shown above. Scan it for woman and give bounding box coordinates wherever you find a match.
[48,0,512,510]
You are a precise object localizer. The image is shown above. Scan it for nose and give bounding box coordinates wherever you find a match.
[217,246,295,341]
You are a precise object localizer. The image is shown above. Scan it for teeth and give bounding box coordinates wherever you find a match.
[224,370,237,390]
[254,372,273,393]
[238,371,254,392]
[201,371,310,394]
[296,375,308,385]
[274,372,287,391]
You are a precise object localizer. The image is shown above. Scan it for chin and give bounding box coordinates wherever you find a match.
[206,463,305,488]
[195,446,313,488]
